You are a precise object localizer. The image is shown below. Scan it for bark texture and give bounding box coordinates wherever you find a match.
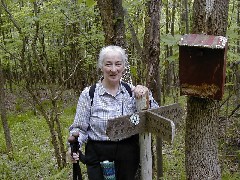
[143,0,161,98]
[186,97,221,179]
[96,0,131,83]
[186,0,229,179]
[0,63,13,158]
[96,0,114,46]
[192,0,229,36]
[143,0,162,179]
[96,0,126,47]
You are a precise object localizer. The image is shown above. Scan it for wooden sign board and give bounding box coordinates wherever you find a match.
[106,103,183,143]
[146,111,175,143]
[151,103,183,122]
[106,111,146,141]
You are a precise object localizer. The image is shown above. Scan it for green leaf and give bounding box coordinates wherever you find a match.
[166,53,179,62]
[86,0,96,7]
[225,82,234,87]
[161,34,182,47]
[130,66,138,78]
[161,34,177,46]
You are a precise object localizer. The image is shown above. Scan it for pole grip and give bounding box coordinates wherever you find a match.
[68,132,82,180]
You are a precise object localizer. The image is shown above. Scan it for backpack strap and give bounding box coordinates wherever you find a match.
[121,82,132,97]
[89,82,132,106]
[89,84,96,106]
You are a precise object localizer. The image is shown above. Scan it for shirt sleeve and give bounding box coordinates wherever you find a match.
[148,91,159,109]
[69,87,91,147]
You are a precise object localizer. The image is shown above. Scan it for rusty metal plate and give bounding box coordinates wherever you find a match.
[179,34,227,49]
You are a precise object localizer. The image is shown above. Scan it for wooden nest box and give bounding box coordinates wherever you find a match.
[179,34,228,100]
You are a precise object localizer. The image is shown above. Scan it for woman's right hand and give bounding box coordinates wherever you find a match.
[67,147,80,163]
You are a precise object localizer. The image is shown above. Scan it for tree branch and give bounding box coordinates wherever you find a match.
[0,44,21,60]
[1,0,22,33]
[228,104,240,118]
[124,9,143,57]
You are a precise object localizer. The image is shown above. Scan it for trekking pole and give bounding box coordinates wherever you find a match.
[68,132,83,180]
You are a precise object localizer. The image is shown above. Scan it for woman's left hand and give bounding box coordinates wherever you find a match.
[132,85,149,98]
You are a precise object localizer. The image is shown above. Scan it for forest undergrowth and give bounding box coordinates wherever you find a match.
[0,92,239,180]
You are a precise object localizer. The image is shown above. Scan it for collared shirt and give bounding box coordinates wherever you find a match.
[69,80,159,147]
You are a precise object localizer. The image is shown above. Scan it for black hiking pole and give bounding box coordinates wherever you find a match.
[68,132,83,180]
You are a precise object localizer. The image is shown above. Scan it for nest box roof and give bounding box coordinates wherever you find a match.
[179,34,227,49]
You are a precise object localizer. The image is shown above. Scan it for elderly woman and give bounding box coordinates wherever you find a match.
[69,45,158,180]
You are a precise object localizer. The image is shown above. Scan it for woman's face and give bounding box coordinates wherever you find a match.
[102,51,124,85]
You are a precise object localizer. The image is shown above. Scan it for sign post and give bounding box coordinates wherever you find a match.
[106,103,183,179]
[137,94,152,180]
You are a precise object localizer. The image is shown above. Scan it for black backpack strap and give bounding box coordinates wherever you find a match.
[121,82,132,97]
[89,84,96,106]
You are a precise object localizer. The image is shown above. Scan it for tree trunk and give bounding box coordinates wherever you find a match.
[143,0,162,179]
[186,97,221,179]
[236,0,240,104]
[181,0,190,34]
[238,0,240,54]
[96,0,126,47]
[0,63,13,159]
[96,0,115,46]
[192,0,229,36]
[112,0,126,48]
[185,0,229,179]
[96,0,131,83]
[169,0,176,100]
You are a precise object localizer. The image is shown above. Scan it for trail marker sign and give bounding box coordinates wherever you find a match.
[106,103,183,143]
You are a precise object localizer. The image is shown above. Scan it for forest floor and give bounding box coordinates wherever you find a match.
[0,91,239,179]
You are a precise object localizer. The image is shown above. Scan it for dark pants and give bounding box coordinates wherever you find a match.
[85,135,140,180]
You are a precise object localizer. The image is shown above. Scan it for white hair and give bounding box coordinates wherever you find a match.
[98,45,127,69]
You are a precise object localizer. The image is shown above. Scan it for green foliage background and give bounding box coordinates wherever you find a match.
[1,99,240,179]
[0,0,240,179]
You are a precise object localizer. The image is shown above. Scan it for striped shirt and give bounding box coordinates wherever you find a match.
[69,80,159,147]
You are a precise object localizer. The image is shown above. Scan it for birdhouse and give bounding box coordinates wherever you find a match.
[179,34,228,100]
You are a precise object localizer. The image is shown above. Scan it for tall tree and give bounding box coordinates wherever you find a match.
[236,0,240,105]
[96,0,126,47]
[142,0,162,179]
[0,62,13,159]
[185,0,229,179]
[96,0,131,83]
[181,0,190,34]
